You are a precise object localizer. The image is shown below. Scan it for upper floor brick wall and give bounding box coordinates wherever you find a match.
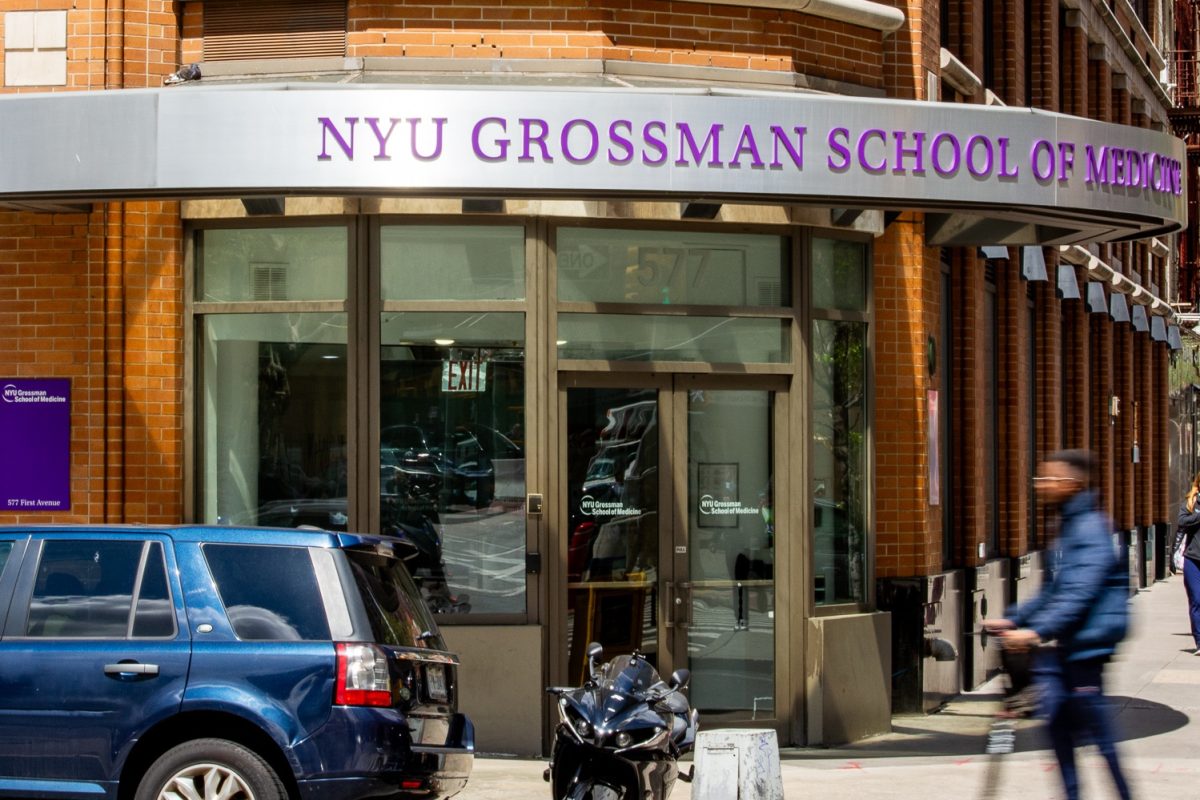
[179,0,887,92]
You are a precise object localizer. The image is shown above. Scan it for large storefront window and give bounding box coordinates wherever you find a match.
[197,226,350,529]
[200,312,348,528]
[378,312,526,616]
[381,224,528,618]
[811,238,869,605]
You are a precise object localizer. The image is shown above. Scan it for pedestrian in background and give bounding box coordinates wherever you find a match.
[984,449,1132,800]
[1174,471,1200,653]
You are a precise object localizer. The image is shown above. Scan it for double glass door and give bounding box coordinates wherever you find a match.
[562,376,781,722]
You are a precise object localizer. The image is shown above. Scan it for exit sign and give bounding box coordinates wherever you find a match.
[442,360,488,393]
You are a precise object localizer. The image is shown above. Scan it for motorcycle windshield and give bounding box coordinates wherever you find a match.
[597,655,662,698]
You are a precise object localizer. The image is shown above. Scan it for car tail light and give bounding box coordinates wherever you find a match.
[335,643,392,707]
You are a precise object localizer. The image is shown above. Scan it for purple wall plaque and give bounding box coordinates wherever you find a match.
[0,378,70,512]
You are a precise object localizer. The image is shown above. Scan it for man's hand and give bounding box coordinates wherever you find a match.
[1000,628,1041,652]
[982,618,1015,634]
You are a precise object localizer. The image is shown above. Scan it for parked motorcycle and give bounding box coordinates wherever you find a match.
[544,643,699,800]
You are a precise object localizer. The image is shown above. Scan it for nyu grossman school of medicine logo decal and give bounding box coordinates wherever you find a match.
[0,378,71,511]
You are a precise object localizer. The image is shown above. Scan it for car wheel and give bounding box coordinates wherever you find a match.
[135,738,286,800]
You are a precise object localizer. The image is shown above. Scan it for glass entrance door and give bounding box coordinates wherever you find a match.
[562,378,779,722]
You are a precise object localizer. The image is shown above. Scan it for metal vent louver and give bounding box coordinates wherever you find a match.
[203,0,346,62]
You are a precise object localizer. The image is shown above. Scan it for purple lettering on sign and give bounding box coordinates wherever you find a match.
[473,117,509,162]
[562,119,600,164]
[317,117,358,161]
[769,126,805,169]
[892,131,926,176]
[520,118,552,163]
[608,120,635,165]
[857,129,887,174]
[365,117,401,161]
[965,134,993,178]
[410,118,446,161]
[1031,139,1055,182]
[930,132,961,177]
[730,125,765,168]
[676,123,724,167]
[0,378,71,512]
[827,128,852,172]
[643,121,668,166]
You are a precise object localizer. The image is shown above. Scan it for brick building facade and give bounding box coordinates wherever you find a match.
[0,0,1190,752]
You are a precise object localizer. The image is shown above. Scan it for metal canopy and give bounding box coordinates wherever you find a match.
[0,84,1185,245]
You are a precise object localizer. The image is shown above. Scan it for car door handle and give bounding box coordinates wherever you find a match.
[104,662,159,676]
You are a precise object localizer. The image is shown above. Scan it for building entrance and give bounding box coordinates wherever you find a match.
[560,373,785,726]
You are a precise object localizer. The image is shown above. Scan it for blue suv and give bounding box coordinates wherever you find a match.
[0,525,474,800]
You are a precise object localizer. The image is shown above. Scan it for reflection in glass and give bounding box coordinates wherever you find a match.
[197,227,348,302]
[812,320,868,604]
[28,540,143,638]
[557,314,788,363]
[380,312,526,617]
[687,390,774,715]
[200,313,348,530]
[812,238,868,312]
[557,228,788,306]
[565,387,659,684]
[381,225,525,301]
[204,544,330,641]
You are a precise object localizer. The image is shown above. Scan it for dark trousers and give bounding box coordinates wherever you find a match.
[1183,557,1200,649]
[1036,651,1132,800]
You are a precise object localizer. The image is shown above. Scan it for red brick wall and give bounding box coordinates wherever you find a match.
[997,257,1030,556]
[950,248,988,567]
[0,203,182,525]
[0,0,178,90]
[872,214,942,577]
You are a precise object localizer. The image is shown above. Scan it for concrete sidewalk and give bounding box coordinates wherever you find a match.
[458,574,1200,799]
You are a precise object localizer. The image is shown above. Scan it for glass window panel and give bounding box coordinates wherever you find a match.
[133,543,175,638]
[198,227,348,302]
[28,540,142,638]
[812,238,868,312]
[380,312,525,616]
[381,225,525,301]
[564,387,659,683]
[687,390,774,714]
[558,314,788,363]
[557,228,788,306]
[204,544,330,641]
[200,313,348,529]
[812,320,868,605]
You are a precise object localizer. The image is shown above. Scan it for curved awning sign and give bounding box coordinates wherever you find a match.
[0,85,1186,244]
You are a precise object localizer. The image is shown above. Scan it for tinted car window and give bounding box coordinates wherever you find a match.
[204,544,331,641]
[346,550,445,649]
[132,542,175,637]
[0,541,12,573]
[28,540,143,638]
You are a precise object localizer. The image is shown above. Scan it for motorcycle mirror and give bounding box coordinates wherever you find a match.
[585,642,604,679]
[669,668,691,691]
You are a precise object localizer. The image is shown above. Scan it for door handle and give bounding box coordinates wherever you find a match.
[678,581,692,628]
[665,581,676,629]
[104,662,159,676]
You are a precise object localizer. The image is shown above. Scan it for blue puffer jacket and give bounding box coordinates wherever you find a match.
[1008,489,1129,661]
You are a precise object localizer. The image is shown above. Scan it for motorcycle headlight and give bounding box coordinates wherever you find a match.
[613,726,669,752]
[558,699,593,743]
[574,717,593,739]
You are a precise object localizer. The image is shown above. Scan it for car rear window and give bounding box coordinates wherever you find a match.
[204,544,331,641]
[345,550,445,650]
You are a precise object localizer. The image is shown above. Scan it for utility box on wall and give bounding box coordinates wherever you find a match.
[876,571,963,713]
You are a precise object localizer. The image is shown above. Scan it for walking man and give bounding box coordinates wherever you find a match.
[985,449,1132,800]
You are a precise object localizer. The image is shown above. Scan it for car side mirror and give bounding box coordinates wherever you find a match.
[669,668,690,691]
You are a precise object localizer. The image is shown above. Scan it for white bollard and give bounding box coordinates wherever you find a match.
[691,728,785,800]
